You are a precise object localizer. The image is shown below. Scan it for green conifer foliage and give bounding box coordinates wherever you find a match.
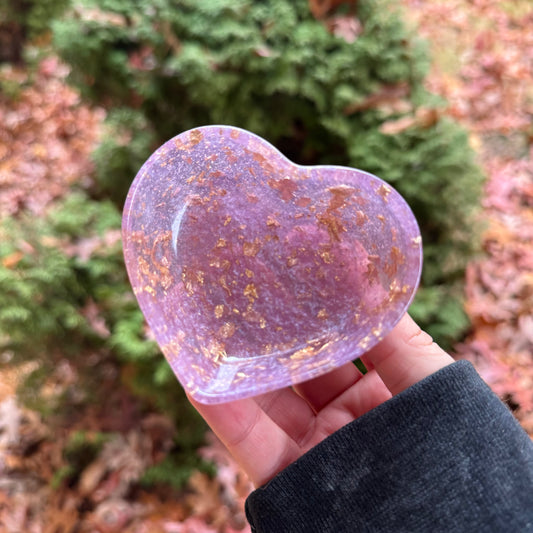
[1,192,208,483]
[0,194,191,416]
[53,0,484,346]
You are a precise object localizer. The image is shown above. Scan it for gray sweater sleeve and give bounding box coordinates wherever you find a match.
[245,360,533,532]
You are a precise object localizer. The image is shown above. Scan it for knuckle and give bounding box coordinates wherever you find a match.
[405,325,435,348]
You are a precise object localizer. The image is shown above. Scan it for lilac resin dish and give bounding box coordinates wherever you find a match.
[122,125,423,404]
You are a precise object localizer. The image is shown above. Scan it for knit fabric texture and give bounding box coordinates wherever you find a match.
[245,361,533,532]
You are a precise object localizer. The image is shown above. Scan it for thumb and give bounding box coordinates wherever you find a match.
[362,313,454,396]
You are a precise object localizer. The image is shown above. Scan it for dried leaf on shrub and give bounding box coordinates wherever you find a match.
[308,0,357,19]
[344,82,410,115]
[327,15,362,43]
[380,107,441,135]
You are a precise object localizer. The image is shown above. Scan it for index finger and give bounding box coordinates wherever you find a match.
[362,313,454,396]
[189,394,301,487]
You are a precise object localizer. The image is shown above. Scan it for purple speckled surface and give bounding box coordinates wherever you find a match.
[122,125,423,404]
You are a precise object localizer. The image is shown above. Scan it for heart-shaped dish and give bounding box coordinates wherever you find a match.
[122,125,422,404]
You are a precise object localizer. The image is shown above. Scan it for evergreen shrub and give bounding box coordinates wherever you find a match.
[0,193,206,462]
[53,0,484,347]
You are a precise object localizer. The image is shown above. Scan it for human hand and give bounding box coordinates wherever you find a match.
[189,314,454,487]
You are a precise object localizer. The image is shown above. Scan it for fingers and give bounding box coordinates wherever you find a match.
[329,370,392,421]
[306,370,392,448]
[189,313,451,486]
[189,395,300,487]
[293,361,363,413]
[254,387,315,443]
[362,313,454,396]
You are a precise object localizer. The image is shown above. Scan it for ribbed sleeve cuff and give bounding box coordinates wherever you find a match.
[245,360,533,533]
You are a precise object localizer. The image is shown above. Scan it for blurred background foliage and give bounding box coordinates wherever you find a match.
[0,0,70,63]
[0,0,484,487]
[51,0,484,344]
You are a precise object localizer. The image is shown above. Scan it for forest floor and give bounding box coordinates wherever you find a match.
[0,0,531,531]
[402,0,533,434]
